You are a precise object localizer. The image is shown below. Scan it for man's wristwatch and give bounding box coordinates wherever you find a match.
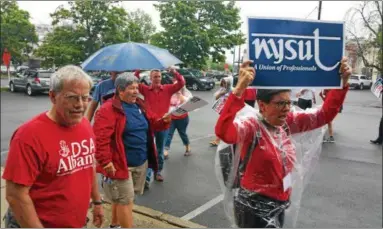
[92,201,103,206]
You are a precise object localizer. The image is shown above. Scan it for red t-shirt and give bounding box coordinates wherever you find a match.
[139,72,185,118]
[2,113,96,228]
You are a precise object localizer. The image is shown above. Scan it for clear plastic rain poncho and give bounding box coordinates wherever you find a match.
[169,85,193,113]
[212,76,234,114]
[215,102,327,228]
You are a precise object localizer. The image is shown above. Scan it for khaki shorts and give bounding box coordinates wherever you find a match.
[102,161,148,205]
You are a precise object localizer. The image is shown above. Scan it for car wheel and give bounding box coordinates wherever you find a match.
[9,82,15,92]
[26,85,34,96]
[359,83,364,90]
[192,83,199,91]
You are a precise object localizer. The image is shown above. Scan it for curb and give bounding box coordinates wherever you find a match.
[133,205,206,228]
[98,199,206,228]
[1,167,205,228]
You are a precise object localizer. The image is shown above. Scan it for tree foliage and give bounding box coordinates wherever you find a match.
[151,1,245,69]
[0,0,38,65]
[34,1,157,68]
[49,1,128,57]
[34,26,86,68]
[126,9,156,43]
[345,1,383,75]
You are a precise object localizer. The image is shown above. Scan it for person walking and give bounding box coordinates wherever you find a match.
[297,88,316,110]
[210,77,233,146]
[2,65,104,228]
[137,68,185,184]
[93,73,171,228]
[215,58,351,228]
[86,71,120,121]
[320,89,340,143]
[164,81,192,158]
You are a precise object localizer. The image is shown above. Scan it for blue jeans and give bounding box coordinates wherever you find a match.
[165,116,190,149]
[146,129,169,181]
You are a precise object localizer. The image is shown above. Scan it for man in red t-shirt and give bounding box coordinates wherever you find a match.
[137,68,185,184]
[2,65,104,228]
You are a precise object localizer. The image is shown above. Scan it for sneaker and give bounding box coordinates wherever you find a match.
[184,150,192,156]
[323,136,335,143]
[370,139,383,145]
[327,136,335,143]
[155,173,164,182]
[144,180,150,190]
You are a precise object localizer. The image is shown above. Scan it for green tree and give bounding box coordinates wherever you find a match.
[126,9,156,43]
[0,0,38,65]
[151,1,244,69]
[50,1,129,57]
[34,26,86,68]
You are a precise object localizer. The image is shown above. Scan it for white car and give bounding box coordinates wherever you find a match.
[349,74,372,90]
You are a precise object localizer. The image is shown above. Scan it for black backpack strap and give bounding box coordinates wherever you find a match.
[238,128,260,176]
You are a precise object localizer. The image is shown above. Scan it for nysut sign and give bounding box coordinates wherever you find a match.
[247,17,345,89]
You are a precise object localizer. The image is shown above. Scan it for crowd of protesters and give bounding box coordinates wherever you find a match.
[3,54,378,228]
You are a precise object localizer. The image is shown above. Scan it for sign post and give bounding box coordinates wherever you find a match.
[247,17,344,89]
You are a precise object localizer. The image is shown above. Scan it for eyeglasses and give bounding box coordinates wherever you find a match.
[270,100,292,109]
[64,94,91,103]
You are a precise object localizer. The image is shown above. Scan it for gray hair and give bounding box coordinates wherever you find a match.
[115,72,139,93]
[50,65,93,93]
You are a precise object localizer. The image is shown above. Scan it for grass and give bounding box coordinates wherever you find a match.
[0,87,9,92]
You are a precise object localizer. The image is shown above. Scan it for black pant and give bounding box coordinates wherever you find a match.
[234,189,289,228]
[377,117,383,141]
[297,98,312,110]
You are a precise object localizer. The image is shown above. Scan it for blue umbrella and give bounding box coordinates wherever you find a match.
[81,42,183,72]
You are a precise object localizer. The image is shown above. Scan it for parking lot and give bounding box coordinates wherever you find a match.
[0,88,382,227]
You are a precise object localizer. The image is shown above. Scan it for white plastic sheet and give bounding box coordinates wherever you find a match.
[215,103,326,228]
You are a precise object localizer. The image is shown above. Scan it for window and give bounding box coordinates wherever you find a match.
[350,75,359,80]
[38,72,53,78]
[360,76,366,80]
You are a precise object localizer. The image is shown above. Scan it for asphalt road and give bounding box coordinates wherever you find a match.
[0,88,382,228]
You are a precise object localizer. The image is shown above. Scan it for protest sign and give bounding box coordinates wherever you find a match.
[169,96,208,116]
[247,17,344,89]
[212,93,230,114]
[371,78,383,99]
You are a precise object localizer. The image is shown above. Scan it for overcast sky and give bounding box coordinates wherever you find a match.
[18,1,361,64]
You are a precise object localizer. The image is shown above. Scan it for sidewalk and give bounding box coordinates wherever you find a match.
[0,167,205,228]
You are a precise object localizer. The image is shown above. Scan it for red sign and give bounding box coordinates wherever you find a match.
[224,63,229,70]
[2,48,11,69]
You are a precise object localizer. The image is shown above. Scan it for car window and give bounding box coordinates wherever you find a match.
[360,76,366,80]
[350,75,359,80]
[38,72,53,78]
[189,70,203,78]
[27,71,37,78]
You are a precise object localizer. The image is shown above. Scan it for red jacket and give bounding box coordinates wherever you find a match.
[215,86,348,201]
[93,95,170,180]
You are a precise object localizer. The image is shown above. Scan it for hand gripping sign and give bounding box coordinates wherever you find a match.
[247,17,344,89]
[215,104,327,228]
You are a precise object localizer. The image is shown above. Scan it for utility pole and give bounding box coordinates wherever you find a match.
[232,47,236,74]
[317,1,322,20]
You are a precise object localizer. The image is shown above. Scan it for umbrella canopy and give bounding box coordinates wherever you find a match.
[81,42,183,72]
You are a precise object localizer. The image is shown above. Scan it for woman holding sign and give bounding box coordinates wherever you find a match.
[215,58,351,228]
[164,81,193,158]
